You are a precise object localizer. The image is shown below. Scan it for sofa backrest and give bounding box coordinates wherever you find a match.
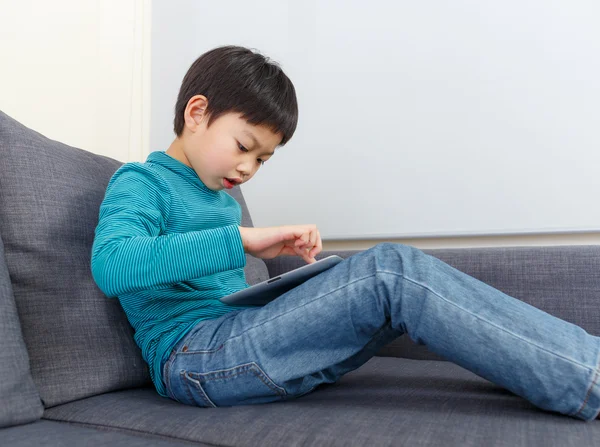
[0,110,268,408]
[0,232,44,428]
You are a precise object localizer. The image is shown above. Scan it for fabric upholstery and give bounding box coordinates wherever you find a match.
[0,110,149,408]
[43,356,600,446]
[0,233,44,428]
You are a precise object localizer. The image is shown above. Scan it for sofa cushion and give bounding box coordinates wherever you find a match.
[43,356,600,447]
[0,233,44,428]
[0,110,268,409]
[0,110,149,408]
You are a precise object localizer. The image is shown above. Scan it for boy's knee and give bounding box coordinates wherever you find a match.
[372,242,418,256]
[362,243,422,273]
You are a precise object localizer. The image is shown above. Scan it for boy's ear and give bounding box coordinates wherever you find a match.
[184,95,208,131]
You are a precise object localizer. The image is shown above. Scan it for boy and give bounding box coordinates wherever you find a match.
[91,45,600,421]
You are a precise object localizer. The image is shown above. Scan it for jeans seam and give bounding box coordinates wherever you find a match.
[163,357,172,399]
[182,370,216,407]
[164,361,171,398]
[376,270,600,375]
[572,347,600,418]
[188,362,287,396]
[178,344,225,355]
[164,345,182,399]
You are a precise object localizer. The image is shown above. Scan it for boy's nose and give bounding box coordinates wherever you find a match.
[237,167,251,178]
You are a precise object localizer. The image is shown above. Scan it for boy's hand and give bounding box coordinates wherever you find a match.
[238,225,322,264]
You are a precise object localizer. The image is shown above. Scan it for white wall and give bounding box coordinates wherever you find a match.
[150,0,600,249]
[0,0,151,163]
[1,1,597,249]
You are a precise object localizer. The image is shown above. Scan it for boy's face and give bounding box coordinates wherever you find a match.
[167,95,283,192]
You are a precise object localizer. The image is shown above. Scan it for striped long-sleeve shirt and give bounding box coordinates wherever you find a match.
[91,150,255,397]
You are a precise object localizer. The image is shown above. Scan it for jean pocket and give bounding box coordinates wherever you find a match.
[181,362,287,407]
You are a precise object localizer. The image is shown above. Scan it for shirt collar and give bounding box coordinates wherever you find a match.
[146,151,219,195]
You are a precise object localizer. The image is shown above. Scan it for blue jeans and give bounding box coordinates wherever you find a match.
[162,243,600,421]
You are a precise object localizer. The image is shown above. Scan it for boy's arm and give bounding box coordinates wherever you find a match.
[90,166,246,298]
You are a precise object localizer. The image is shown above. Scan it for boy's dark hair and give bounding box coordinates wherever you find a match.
[174,45,298,146]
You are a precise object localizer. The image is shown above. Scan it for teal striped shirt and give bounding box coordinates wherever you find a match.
[91,150,255,397]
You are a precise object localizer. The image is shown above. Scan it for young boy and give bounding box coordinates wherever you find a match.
[91,45,600,422]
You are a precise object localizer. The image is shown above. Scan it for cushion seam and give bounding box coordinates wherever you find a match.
[41,417,230,447]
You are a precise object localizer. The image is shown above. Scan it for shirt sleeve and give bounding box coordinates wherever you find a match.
[90,164,246,298]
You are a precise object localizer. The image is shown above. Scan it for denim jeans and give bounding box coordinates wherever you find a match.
[162,243,600,421]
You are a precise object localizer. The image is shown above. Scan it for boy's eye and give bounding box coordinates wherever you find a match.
[239,142,266,166]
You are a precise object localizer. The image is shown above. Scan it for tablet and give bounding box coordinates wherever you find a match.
[219,255,344,306]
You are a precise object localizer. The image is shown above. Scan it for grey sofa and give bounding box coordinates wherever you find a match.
[1,109,599,447]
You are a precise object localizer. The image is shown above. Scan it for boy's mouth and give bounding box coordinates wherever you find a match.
[223,178,239,189]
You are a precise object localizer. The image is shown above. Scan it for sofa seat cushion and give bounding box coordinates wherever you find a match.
[43,356,600,447]
[1,419,202,447]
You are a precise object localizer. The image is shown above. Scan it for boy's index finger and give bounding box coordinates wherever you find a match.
[294,244,313,264]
